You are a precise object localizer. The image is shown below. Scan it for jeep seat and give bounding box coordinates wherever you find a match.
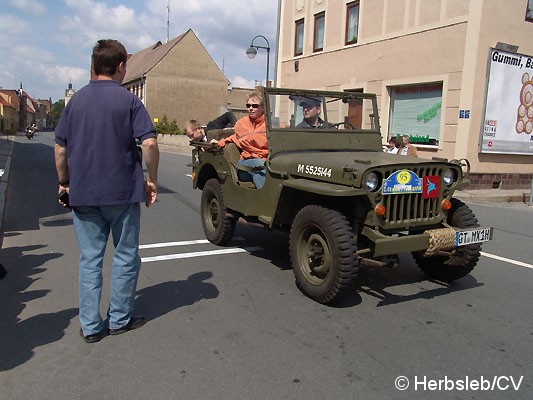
[207,128,234,142]
[224,143,256,189]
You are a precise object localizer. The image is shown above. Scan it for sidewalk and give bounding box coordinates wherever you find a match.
[454,187,531,204]
[0,133,15,237]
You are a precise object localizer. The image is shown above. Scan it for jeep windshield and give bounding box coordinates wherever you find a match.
[263,88,383,155]
[264,88,380,133]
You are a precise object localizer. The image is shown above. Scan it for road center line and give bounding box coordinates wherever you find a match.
[141,246,262,263]
[140,237,243,249]
[140,241,532,270]
[140,239,210,249]
[481,251,533,270]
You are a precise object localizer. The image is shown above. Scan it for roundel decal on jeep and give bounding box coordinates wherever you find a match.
[383,170,422,195]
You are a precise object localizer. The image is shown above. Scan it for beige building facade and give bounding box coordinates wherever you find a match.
[276,0,533,189]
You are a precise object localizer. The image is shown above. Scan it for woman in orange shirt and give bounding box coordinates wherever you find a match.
[214,91,268,188]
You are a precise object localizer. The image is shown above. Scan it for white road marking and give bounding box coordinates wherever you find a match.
[140,239,210,249]
[481,252,533,270]
[141,246,262,263]
[139,240,533,270]
[140,237,243,249]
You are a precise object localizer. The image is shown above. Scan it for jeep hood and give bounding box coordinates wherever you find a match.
[268,150,443,188]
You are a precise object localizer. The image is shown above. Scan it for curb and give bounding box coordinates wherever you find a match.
[0,134,15,240]
[454,190,531,204]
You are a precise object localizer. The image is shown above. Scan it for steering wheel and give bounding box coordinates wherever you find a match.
[332,122,355,129]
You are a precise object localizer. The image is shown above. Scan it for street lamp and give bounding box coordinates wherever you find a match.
[246,35,270,87]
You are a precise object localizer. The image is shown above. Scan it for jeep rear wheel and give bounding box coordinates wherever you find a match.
[290,205,358,304]
[413,198,481,282]
[201,178,236,245]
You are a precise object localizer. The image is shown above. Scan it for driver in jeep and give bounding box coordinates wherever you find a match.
[296,97,335,129]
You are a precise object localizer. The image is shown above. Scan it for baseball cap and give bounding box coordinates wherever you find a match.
[298,96,321,108]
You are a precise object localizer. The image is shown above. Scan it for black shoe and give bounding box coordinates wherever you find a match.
[79,328,106,343]
[108,315,146,336]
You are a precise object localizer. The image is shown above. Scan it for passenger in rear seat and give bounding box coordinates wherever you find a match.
[184,112,237,142]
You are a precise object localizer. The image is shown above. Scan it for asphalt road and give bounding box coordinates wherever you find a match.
[0,132,532,400]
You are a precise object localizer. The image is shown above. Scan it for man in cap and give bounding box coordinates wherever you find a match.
[296,97,331,128]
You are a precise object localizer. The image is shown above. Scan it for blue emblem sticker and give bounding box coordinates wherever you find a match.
[383,170,423,195]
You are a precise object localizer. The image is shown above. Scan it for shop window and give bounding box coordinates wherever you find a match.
[295,19,304,56]
[346,1,359,45]
[388,83,443,146]
[526,0,533,22]
[314,12,325,52]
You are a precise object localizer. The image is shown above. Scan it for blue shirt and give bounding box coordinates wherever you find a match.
[55,80,156,206]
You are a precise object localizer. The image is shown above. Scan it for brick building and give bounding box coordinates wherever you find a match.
[123,29,242,131]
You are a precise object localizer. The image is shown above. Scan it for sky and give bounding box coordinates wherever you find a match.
[0,0,279,103]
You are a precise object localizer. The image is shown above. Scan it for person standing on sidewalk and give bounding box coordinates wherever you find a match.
[54,39,160,343]
[398,134,418,157]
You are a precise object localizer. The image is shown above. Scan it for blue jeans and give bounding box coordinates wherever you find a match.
[237,158,266,189]
[72,203,141,335]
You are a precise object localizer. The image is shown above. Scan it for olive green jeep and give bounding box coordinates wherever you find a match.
[190,87,492,304]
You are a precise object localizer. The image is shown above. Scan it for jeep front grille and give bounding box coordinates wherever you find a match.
[380,166,444,227]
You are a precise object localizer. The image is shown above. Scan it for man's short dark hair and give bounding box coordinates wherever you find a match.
[92,39,127,77]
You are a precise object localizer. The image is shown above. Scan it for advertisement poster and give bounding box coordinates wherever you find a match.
[481,48,533,155]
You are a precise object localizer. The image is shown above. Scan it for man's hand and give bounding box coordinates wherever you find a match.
[144,180,157,207]
[141,137,159,207]
[57,184,70,208]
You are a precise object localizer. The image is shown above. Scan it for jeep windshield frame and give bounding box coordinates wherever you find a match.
[263,87,384,156]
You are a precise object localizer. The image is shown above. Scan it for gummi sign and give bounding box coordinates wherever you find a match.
[481,48,533,155]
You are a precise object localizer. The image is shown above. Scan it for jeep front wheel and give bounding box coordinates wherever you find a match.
[201,178,236,245]
[290,205,358,304]
[413,198,481,282]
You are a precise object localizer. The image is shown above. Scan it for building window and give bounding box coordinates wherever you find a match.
[388,83,443,146]
[295,18,304,56]
[346,1,359,45]
[314,12,325,52]
[527,0,533,22]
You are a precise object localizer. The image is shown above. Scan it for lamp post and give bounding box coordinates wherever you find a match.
[246,35,270,87]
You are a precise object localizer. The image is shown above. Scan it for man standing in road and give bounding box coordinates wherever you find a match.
[54,39,160,343]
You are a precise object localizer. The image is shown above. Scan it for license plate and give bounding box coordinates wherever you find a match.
[455,227,493,246]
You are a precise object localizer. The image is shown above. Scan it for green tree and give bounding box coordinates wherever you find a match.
[155,114,181,135]
[51,99,65,127]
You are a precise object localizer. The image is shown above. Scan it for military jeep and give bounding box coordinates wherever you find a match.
[190,87,492,304]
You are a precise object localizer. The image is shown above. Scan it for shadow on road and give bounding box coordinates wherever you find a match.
[135,271,219,320]
[229,222,484,308]
[0,244,77,371]
[339,253,484,308]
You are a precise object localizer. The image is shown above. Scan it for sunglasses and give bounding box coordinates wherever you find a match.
[246,103,262,109]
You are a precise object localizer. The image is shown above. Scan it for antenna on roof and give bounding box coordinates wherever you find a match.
[166,0,170,43]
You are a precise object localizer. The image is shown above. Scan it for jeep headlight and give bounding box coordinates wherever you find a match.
[443,168,456,186]
[364,172,380,192]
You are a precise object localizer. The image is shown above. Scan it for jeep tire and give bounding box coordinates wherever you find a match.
[290,205,358,304]
[413,198,481,282]
[201,178,237,245]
